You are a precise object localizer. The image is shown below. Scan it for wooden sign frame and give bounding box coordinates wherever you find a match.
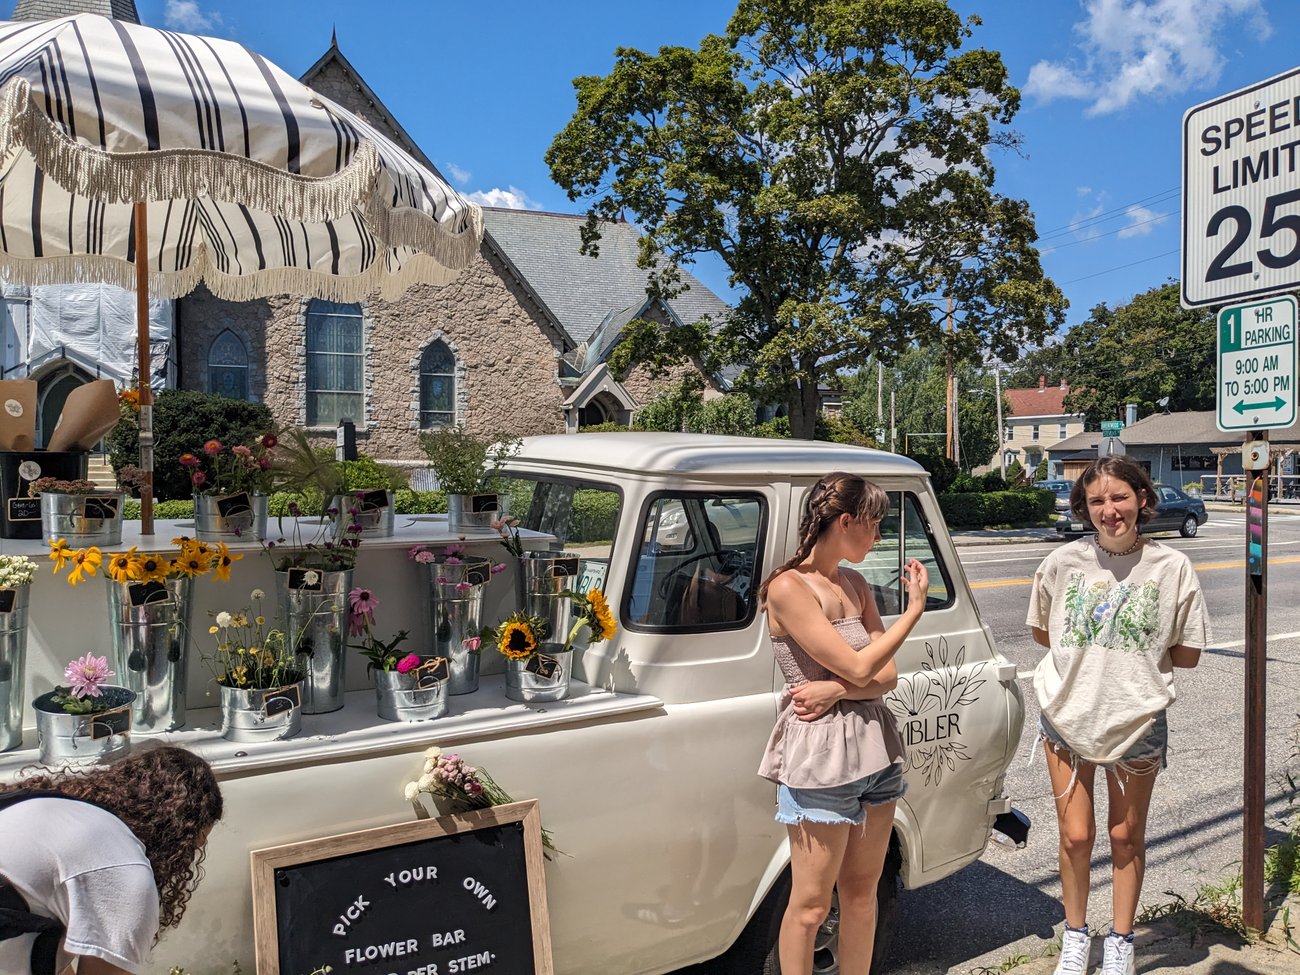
[250,800,552,975]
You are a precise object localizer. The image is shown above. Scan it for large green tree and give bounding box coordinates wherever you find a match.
[547,0,1065,439]
[1059,283,1216,425]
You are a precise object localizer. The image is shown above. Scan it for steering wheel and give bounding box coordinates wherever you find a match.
[657,549,750,599]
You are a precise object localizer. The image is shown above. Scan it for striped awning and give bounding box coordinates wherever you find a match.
[0,14,483,300]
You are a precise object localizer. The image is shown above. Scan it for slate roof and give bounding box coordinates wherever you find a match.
[11,0,139,21]
[1005,380,1078,418]
[481,208,732,348]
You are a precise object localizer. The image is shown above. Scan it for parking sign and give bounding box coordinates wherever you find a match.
[1217,295,1297,431]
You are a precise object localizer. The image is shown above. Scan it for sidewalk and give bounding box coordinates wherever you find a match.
[951,527,1058,546]
[1002,895,1300,975]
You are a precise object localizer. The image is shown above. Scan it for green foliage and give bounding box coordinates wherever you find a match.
[633,375,705,432]
[818,413,875,446]
[912,452,960,494]
[569,490,621,543]
[685,393,756,436]
[1002,343,1067,389]
[392,489,448,515]
[576,422,632,432]
[1059,283,1216,425]
[753,416,791,439]
[1034,457,1049,481]
[122,499,195,520]
[107,391,272,501]
[339,455,408,492]
[938,489,1055,528]
[1005,459,1025,486]
[419,427,518,495]
[547,0,1065,439]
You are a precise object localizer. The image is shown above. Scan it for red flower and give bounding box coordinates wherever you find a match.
[202,439,222,456]
[395,654,420,674]
[261,433,278,449]
[178,453,200,467]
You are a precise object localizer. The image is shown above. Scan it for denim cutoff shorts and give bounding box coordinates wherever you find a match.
[776,762,907,826]
[1039,709,1169,775]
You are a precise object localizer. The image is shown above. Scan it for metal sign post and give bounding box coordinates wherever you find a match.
[1243,436,1269,933]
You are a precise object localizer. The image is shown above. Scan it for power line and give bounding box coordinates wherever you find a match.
[1041,210,1173,252]
[1059,249,1178,285]
[1036,186,1179,240]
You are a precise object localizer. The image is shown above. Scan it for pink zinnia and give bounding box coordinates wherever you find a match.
[348,587,379,615]
[408,546,427,560]
[444,556,462,565]
[191,471,207,487]
[414,551,435,564]
[395,654,420,674]
[64,653,114,699]
[462,636,481,652]
[202,439,222,456]
[445,543,465,556]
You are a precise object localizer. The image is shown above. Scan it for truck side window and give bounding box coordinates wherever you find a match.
[843,492,953,615]
[626,492,765,631]
[499,476,622,593]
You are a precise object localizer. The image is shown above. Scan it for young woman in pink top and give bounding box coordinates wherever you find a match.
[758,472,928,974]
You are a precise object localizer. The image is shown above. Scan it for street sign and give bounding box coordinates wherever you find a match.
[1099,420,1124,437]
[1216,295,1297,431]
[1183,66,1300,307]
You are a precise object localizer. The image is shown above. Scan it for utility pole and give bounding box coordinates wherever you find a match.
[953,375,961,468]
[944,297,955,461]
[877,360,884,444]
[889,390,896,454]
[994,362,1006,481]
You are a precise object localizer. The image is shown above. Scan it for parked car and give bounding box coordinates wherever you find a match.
[1056,482,1209,537]
[1035,479,1074,514]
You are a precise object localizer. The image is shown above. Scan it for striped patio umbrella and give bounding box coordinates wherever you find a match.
[0,14,484,530]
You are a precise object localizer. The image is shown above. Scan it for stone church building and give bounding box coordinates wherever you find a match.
[6,0,732,460]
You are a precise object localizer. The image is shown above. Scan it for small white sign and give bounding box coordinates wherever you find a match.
[1183,66,1300,307]
[1217,295,1298,431]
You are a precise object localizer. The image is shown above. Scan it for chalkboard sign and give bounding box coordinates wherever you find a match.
[7,497,40,522]
[356,489,390,511]
[0,588,16,613]
[251,800,552,975]
[127,581,171,607]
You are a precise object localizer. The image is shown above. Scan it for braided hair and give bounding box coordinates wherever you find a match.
[759,472,889,606]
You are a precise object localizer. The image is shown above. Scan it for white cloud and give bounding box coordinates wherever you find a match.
[443,163,471,186]
[466,186,539,210]
[1024,0,1270,116]
[1117,203,1169,238]
[1076,186,1093,196]
[164,0,221,32]
[1069,200,1106,242]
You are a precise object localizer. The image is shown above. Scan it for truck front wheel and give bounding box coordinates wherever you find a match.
[717,842,901,975]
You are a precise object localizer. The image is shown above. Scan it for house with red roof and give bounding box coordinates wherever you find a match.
[995,376,1085,478]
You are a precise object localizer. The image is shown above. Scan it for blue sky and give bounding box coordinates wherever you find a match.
[134,0,1300,336]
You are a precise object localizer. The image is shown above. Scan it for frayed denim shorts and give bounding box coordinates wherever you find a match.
[776,762,907,826]
[1039,710,1168,777]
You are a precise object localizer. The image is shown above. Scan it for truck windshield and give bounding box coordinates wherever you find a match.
[498,475,622,593]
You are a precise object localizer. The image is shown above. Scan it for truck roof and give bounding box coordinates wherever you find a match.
[509,432,927,479]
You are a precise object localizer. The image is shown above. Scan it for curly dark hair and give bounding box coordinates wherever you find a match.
[1069,456,1159,526]
[2,745,222,932]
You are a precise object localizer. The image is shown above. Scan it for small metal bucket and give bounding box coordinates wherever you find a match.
[0,585,30,752]
[276,568,351,714]
[40,492,125,546]
[427,557,491,694]
[108,576,192,733]
[194,492,268,541]
[504,644,572,704]
[519,552,580,644]
[333,490,396,538]
[218,679,305,742]
[374,658,449,722]
[33,686,135,765]
[446,493,504,532]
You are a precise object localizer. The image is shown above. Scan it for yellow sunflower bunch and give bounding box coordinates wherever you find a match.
[47,536,243,586]
[560,587,618,652]
[492,610,549,660]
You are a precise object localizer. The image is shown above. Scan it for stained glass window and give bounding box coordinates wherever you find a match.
[306,300,364,426]
[419,340,456,428]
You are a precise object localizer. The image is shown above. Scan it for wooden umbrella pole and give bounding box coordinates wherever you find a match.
[133,201,154,535]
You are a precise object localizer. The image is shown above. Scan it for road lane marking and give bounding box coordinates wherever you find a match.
[971,553,1300,590]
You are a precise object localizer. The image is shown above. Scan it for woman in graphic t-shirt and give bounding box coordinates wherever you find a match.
[0,745,223,975]
[758,472,929,975]
[1027,457,1210,975]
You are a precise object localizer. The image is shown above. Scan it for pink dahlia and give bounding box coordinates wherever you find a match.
[64,653,114,699]
[395,654,420,674]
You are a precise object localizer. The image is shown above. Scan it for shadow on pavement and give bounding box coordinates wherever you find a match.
[882,860,1063,972]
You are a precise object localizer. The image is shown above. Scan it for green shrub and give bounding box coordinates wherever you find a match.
[949,472,980,493]
[938,489,1055,528]
[569,490,621,543]
[979,471,1009,492]
[685,393,756,436]
[122,499,196,520]
[817,413,876,446]
[107,391,273,502]
[753,416,792,439]
[1034,458,1049,481]
[913,453,960,494]
[577,422,632,433]
[393,489,448,515]
[338,455,408,492]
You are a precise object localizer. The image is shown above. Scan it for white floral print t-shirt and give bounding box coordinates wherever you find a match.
[1026,536,1211,764]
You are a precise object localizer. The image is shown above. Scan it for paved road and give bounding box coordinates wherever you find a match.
[883,512,1300,974]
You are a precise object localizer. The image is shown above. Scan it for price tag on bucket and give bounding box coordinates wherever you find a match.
[526,653,560,680]
[90,704,131,740]
[415,657,449,687]
[0,588,16,614]
[262,684,302,717]
[127,581,171,607]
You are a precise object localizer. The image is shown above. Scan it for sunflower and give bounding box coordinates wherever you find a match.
[67,547,102,586]
[212,543,243,582]
[48,538,71,573]
[137,552,170,583]
[107,547,144,584]
[587,589,617,641]
[498,620,538,660]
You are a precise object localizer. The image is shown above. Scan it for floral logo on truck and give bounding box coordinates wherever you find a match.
[887,637,986,787]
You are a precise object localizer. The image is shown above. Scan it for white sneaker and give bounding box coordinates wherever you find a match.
[1101,931,1135,975]
[1054,926,1091,975]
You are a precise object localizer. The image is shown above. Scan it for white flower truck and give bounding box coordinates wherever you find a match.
[122,433,1027,973]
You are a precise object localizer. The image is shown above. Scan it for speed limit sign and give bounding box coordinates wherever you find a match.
[1183,66,1300,308]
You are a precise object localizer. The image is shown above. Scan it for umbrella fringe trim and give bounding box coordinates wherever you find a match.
[0,78,442,233]
[362,198,484,277]
[0,251,464,303]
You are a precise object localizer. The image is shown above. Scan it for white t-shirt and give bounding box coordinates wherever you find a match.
[1026,536,1211,764]
[0,797,159,975]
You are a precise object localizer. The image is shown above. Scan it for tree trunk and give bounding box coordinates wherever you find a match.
[789,378,821,440]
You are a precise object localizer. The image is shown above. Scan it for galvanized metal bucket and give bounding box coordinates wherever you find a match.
[194,492,268,541]
[40,492,125,546]
[33,686,135,765]
[276,568,351,713]
[374,658,449,722]
[0,585,31,752]
[504,643,572,704]
[332,490,395,538]
[218,678,305,743]
[107,576,192,734]
[426,556,492,695]
[446,492,504,532]
[518,552,580,644]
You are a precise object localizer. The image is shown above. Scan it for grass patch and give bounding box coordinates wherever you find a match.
[1138,874,1248,942]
